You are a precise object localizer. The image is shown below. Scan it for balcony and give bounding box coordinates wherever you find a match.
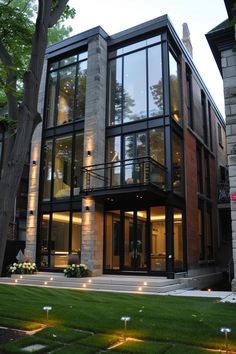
[81,157,166,196]
[218,182,230,204]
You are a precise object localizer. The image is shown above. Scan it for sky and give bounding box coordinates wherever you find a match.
[67,0,228,118]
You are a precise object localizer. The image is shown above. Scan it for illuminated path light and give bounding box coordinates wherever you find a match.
[43,306,52,321]
[121,316,131,340]
[220,327,231,354]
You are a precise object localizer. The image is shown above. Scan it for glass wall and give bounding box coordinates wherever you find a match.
[172,132,184,195]
[40,211,82,268]
[150,207,166,271]
[42,133,84,200]
[173,209,184,272]
[169,52,181,123]
[106,136,121,187]
[108,36,163,125]
[105,210,121,270]
[46,52,87,128]
[53,135,72,199]
[42,140,53,201]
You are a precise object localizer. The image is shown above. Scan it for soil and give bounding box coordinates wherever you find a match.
[0,328,26,344]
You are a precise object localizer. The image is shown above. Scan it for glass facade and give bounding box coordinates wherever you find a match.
[169,52,181,123]
[150,207,166,271]
[172,132,184,195]
[108,37,163,125]
[46,53,87,128]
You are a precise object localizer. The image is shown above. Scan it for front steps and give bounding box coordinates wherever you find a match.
[0,272,187,294]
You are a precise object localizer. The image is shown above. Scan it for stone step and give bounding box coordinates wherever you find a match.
[0,272,186,294]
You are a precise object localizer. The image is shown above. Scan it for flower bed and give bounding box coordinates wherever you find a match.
[7,262,37,276]
[64,264,90,278]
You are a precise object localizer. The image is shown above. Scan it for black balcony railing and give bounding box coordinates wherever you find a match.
[218,182,230,203]
[82,156,166,192]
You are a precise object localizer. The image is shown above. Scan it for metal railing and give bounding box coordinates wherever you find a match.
[82,156,166,192]
[218,182,230,203]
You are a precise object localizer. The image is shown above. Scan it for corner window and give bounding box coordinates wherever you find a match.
[169,52,181,123]
[172,132,184,195]
[186,66,193,128]
[108,39,163,126]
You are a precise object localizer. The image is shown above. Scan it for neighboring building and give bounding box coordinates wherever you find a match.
[206,0,236,290]
[25,15,229,285]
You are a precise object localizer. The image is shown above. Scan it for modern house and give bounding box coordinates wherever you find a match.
[24,15,229,285]
[206,0,235,290]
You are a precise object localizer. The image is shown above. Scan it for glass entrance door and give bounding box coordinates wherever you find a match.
[123,211,147,271]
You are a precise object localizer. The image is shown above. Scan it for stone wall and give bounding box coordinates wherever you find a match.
[221,45,236,290]
[81,34,107,276]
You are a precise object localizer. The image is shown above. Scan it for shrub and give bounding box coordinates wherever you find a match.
[64,264,90,278]
[7,262,37,276]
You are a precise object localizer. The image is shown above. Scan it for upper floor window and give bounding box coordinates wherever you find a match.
[108,36,163,126]
[42,132,84,201]
[169,52,181,124]
[218,123,223,148]
[172,132,184,195]
[46,52,88,128]
[186,66,193,128]
[201,91,208,146]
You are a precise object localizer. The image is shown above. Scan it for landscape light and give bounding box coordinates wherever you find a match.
[43,306,52,321]
[138,287,143,292]
[121,316,131,340]
[220,327,231,353]
[88,279,92,283]
[143,281,147,286]
[50,277,53,281]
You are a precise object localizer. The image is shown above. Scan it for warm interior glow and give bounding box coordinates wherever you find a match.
[43,213,82,224]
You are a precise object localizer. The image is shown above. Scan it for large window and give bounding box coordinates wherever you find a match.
[40,211,82,268]
[172,132,184,195]
[42,133,84,201]
[169,52,181,123]
[150,207,166,271]
[108,36,163,125]
[46,52,87,128]
[173,209,184,272]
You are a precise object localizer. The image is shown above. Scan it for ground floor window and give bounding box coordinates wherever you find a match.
[40,211,82,268]
[104,206,185,274]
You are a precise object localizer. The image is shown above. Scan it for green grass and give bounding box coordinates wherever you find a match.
[0,284,235,353]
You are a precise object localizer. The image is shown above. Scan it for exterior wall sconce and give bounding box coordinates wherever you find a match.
[29,210,34,215]
[32,160,37,165]
[87,150,91,157]
[85,206,90,211]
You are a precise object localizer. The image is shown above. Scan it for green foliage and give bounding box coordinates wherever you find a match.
[0,285,235,353]
[0,0,75,108]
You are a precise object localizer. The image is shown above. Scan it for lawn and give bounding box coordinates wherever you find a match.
[0,284,235,353]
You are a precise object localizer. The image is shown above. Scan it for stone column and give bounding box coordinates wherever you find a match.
[25,60,47,261]
[222,46,236,290]
[81,34,107,276]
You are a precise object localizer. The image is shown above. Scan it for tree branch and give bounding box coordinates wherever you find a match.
[49,0,69,27]
[0,40,18,120]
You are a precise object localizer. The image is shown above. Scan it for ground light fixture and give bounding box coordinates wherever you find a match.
[220,327,231,353]
[43,306,52,321]
[121,316,131,340]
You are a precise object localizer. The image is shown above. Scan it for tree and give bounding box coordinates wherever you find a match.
[0,0,74,275]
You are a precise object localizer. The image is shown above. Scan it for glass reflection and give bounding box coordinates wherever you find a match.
[123,50,146,123]
[148,45,163,117]
[108,58,122,125]
[105,210,120,270]
[150,128,164,165]
[46,72,57,128]
[42,140,53,201]
[73,133,84,196]
[169,52,181,123]
[56,65,76,125]
[51,211,69,267]
[107,136,121,187]
[53,135,72,199]
[41,214,50,253]
[75,61,87,120]
[150,207,166,271]
[71,212,82,254]
[172,133,183,195]
[174,209,184,271]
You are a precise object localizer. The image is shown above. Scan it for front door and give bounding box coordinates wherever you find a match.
[123,210,147,271]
